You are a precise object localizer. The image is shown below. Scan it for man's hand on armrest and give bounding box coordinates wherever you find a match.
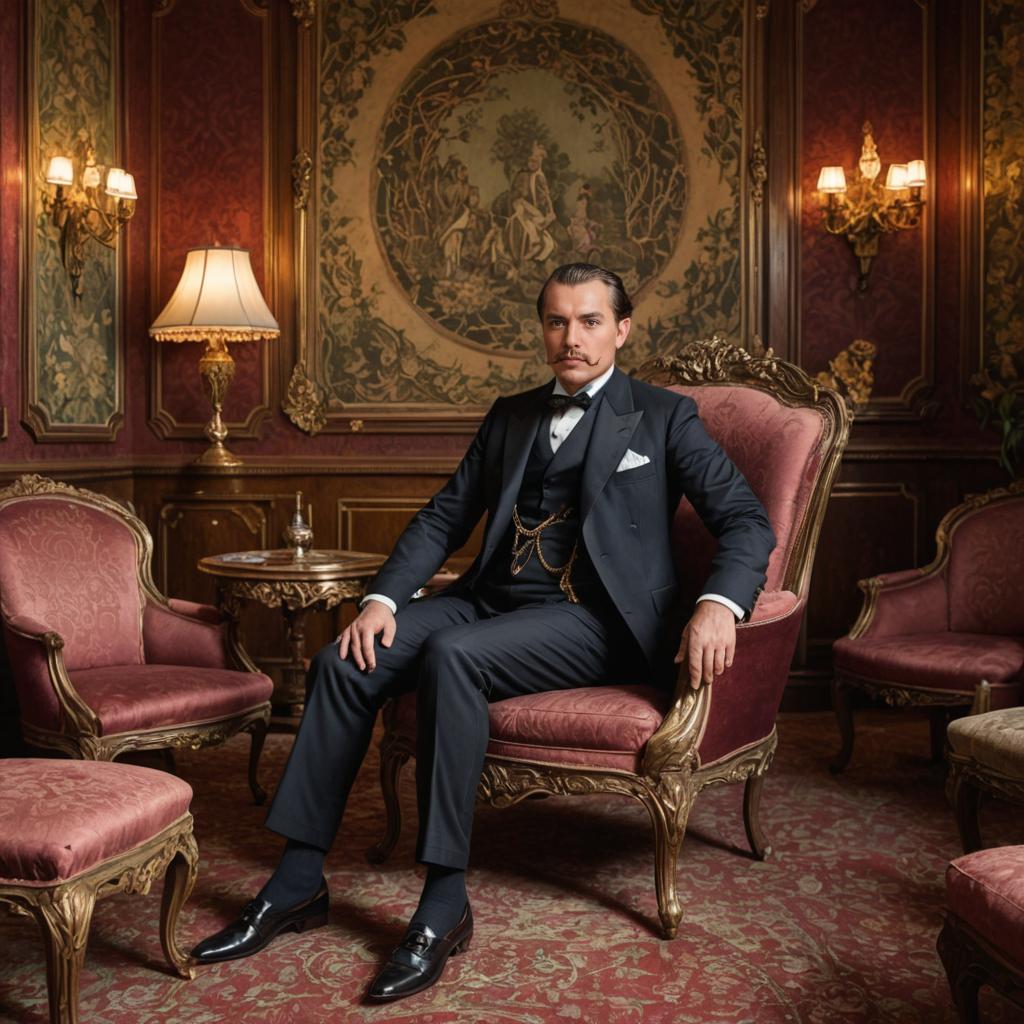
[338,598,396,672]
[674,599,737,689]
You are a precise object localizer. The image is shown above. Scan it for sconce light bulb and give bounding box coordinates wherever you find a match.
[45,156,74,186]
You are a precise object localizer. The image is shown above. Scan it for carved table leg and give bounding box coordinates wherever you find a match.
[160,833,199,980]
[830,677,856,774]
[33,881,97,1024]
[245,716,269,806]
[281,604,312,715]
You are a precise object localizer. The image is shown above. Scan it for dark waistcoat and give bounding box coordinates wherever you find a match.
[473,400,607,610]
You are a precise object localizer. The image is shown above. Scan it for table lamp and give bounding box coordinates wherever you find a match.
[149,246,280,467]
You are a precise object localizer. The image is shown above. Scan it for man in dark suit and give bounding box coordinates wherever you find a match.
[191,263,775,1002]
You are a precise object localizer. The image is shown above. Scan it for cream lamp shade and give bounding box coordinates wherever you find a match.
[149,246,279,468]
[150,246,279,341]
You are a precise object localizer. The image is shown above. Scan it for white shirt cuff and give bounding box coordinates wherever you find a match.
[360,593,397,614]
[696,593,745,622]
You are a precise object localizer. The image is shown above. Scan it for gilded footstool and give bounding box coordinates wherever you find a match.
[947,707,1024,853]
[938,846,1024,1022]
[0,759,198,1024]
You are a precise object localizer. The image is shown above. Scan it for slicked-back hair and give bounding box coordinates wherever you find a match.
[535,263,634,324]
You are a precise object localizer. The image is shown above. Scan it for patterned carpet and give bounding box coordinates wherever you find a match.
[1,709,1020,1024]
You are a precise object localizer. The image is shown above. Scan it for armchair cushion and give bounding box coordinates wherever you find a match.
[947,500,1024,636]
[69,664,273,736]
[833,632,1024,694]
[946,845,1024,970]
[0,498,145,671]
[0,759,192,884]
[947,708,1024,780]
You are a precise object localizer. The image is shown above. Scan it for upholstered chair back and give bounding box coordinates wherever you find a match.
[667,383,826,608]
[0,496,146,672]
[946,496,1024,636]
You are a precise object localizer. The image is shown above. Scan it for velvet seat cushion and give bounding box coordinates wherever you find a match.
[69,664,273,736]
[0,759,192,884]
[947,845,1024,969]
[833,632,1024,693]
[947,708,1024,779]
[393,684,673,772]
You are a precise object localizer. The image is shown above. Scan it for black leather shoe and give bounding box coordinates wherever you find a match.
[189,882,329,966]
[367,904,473,1002]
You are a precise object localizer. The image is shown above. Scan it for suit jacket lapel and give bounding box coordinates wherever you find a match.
[580,368,643,522]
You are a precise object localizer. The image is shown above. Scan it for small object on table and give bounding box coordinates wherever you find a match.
[199,548,386,717]
[283,491,314,557]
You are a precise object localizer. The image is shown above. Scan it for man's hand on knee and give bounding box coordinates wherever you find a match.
[337,599,397,672]
[673,601,736,689]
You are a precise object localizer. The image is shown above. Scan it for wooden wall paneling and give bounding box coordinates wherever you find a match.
[805,480,921,664]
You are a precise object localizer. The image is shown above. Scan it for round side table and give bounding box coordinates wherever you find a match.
[198,548,386,715]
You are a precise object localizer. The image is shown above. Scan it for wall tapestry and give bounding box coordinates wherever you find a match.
[25,0,122,440]
[297,0,749,430]
[982,0,1024,387]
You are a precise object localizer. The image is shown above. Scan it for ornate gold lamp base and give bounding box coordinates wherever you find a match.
[197,337,242,467]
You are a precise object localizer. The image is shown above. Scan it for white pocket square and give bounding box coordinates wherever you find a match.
[616,449,651,472]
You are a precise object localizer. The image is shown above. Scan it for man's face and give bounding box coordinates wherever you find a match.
[541,280,631,394]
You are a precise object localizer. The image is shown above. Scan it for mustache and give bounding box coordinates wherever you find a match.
[548,349,599,366]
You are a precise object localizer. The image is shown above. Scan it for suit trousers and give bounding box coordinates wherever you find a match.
[264,590,632,869]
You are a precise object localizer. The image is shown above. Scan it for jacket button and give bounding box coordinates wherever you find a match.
[630,522,638,530]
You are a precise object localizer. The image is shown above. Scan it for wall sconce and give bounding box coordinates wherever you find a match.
[816,122,926,292]
[149,246,280,468]
[43,145,137,300]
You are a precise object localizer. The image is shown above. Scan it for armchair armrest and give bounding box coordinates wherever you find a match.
[846,568,948,640]
[643,591,805,776]
[2,616,98,735]
[143,600,230,669]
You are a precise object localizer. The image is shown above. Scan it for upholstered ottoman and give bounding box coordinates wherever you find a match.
[938,846,1024,1022]
[947,707,1024,853]
[0,759,198,1024]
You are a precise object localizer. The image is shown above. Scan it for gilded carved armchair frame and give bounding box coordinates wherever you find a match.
[0,475,271,803]
[831,477,1024,773]
[367,339,851,938]
[0,813,197,1024]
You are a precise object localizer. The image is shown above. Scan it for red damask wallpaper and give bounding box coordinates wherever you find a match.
[801,0,926,407]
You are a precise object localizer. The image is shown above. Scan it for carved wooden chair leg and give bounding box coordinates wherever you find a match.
[930,707,953,764]
[246,718,269,806]
[366,740,410,864]
[952,773,984,854]
[937,919,982,1024]
[743,772,772,860]
[160,749,178,774]
[829,677,855,774]
[32,881,97,1024]
[642,772,696,940]
[159,835,199,980]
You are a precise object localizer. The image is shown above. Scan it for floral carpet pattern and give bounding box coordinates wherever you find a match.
[1,710,1019,1023]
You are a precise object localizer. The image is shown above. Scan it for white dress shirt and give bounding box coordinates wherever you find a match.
[363,364,745,621]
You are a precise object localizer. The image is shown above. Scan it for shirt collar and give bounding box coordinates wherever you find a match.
[551,363,616,400]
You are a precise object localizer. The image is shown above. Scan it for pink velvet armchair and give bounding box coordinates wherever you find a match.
[831,479,1024,772]
[367,339,851,938]
[0,475,273,802]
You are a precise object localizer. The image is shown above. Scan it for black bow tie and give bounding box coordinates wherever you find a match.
[547,391,592,412]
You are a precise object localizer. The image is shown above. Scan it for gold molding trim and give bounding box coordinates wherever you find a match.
[290,0,315,29]
[749,127,767,207]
